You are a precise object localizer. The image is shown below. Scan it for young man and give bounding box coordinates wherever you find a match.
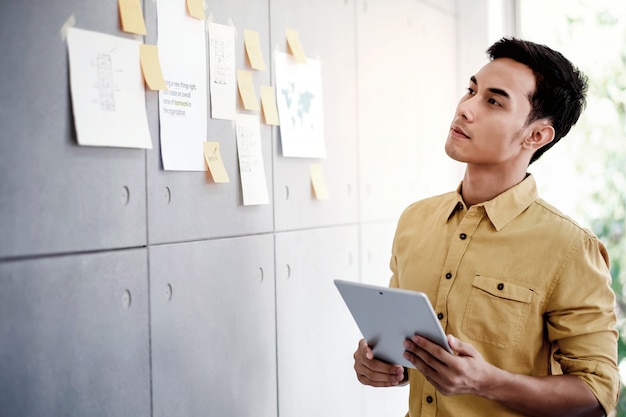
[353,38,620,416]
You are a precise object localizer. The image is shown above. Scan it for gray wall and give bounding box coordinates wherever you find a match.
[0,0,463,416]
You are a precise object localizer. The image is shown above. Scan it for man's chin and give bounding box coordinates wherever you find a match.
[444,144,465,163]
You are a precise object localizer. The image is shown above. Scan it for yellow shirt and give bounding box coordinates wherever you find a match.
[389,175,619,416]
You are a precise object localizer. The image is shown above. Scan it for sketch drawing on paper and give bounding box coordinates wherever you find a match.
[208,22,236,120]
[213,37,234,86]
[96,53,116,111]
[66,27,152,149]
[237,125,253,173]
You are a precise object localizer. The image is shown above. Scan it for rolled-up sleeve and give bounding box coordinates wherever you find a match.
[545,234,620,413]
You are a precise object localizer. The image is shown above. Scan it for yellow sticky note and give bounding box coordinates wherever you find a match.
[244,29,266,71]
[260,86,280,125]
[310,163,330,200]
[237,70,260,111]
[203,142,230,183]
[286,28,306,64]
[118,0,147,35]
[186,0,206,20]
[140,45,167,91]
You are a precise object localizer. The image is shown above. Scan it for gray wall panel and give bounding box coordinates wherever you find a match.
[0,1,468,416]
[150,234,277,417]
[0,249,150,417]
[357,0,461,223]
[275,226,364,417]
[360,220,397,286]
[0,0,147,258]
[359,221,411,416]
[145,0,274,245]
[270,0,359,232]
[409,2,464,199]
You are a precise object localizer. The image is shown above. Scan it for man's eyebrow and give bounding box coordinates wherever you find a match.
[470,75,511,100]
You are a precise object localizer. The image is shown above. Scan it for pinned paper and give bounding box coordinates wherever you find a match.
[274,52,325,158]
[260,85,279,125]
[310,163,330,200]
[203,142,230,183]
[208,22,236,120]
[66,27,152,149]
[157,0,208,171]
[139,44,167,90]
[236,114,270,206]
[237,70,260,111]
[186,0,205,19]
[243,29,266,71]
[118,0,147,35]
[286,28,306,64]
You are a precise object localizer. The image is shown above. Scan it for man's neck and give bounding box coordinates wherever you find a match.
[460,166,528,207]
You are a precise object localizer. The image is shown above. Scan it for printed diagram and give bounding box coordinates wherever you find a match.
[96,53,115,111]
[271,52,326,157]
[280,82,315,132]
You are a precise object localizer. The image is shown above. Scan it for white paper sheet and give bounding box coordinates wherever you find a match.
[157,0,208,171]
[235,114,270,206]
[274,52,326,158]
[66,27,152,149]
[208,22,237,120]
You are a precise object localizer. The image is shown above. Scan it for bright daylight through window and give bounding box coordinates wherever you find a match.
[520,1,626,414]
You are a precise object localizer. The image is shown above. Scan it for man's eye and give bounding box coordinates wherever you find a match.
[487,98,500,106]
[466,87,475,95]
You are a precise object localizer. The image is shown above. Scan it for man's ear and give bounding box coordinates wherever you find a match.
[524,120,555,150]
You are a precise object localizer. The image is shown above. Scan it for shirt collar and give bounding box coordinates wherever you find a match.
[448,174,539,231]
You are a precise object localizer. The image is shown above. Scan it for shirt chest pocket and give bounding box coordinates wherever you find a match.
[462,275,534,349]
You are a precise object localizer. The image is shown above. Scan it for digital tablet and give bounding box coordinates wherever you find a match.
[334,279,452,369]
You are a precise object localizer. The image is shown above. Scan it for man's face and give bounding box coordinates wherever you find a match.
[445,58,536,168]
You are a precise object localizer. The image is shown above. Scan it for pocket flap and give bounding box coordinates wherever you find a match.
[472,275,533,303]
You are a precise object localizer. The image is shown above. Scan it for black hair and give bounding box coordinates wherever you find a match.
[487,37,588,164]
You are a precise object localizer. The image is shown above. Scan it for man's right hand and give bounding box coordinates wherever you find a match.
[353,338,406,387]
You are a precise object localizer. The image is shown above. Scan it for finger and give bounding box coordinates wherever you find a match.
[403,337,449,373]
[354,351,404,378]
[402,339,430,369]
[447,334,476,357]
[410,335,453,360]
[357,371,404,387]
[358,338,374,360]
[354,340,405,386]
[355,361,405,386]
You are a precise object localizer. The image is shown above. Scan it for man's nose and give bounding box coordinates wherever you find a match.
[456,97,475,122]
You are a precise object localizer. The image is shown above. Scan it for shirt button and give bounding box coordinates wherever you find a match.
[459,233,467,240]
[426,395,433,403]
[437,313,444,320]
[456,202,463,211]
[497,283,505,290]
[445,272,452,279]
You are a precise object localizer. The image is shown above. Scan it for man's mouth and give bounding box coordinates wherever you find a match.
[451,126,470,139]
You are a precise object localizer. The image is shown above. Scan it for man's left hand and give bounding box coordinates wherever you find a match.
[402,334,497,397]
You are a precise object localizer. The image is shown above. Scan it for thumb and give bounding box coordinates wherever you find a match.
[359,338,374,360]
